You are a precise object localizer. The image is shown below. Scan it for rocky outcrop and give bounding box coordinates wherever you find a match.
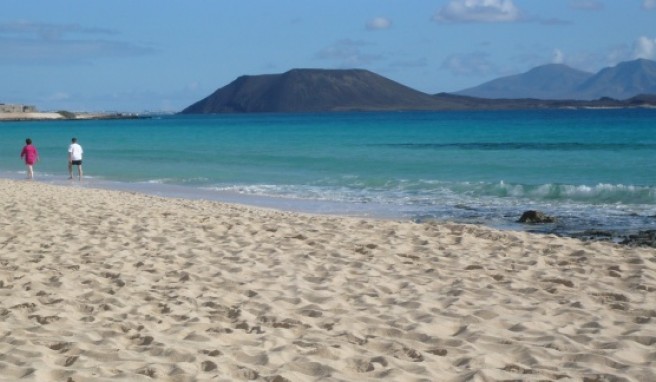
[619,230,656,248]
[517,210,556,224]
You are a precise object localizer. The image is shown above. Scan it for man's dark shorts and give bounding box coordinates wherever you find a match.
[71,160,82,165]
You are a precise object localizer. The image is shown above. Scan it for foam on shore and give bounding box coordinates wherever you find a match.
[0,179,654,381]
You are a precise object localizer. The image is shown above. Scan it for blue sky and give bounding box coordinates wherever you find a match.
[1,0,655,112]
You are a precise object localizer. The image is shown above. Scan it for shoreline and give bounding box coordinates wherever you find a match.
[2,171,655,247]
[0,111,147,122]
[1,178,654,380]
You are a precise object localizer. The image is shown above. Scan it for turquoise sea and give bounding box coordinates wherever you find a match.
[1,109,655,236]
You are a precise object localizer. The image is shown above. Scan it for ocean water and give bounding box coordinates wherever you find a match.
[1,109,655,236]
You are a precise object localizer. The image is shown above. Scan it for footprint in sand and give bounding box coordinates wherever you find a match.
[200,349,222,357]
[48,342,73,353]
[28,315,60,325]
[201,360,217,371]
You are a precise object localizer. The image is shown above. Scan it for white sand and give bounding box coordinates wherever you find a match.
[0,112,115,121]
[0,179,654,381]
[0,112,65,120]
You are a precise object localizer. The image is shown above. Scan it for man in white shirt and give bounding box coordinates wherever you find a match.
[68,137,84,180]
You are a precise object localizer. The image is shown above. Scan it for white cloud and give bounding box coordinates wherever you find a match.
[366,17,392,31]
[643,0,656,10]
[633,36,656,59]
[0,20,154,65]
[0,20,115,40]
[552,49,565,64]
[434,0,523,23]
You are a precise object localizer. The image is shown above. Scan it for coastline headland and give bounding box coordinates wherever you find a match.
[0,104,146,122]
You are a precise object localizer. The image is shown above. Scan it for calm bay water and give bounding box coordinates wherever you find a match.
[1,109,655,236]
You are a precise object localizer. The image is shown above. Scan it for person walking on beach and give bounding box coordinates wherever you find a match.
[20,138,39,180]
[68,137,84,180]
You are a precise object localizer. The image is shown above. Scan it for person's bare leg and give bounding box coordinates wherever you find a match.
[68,162,73,179]
[78,165,83,180]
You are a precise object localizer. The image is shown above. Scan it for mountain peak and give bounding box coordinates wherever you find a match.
[526,63,580,72]
[456,59,656,100]
[456,63,593,99]
[573,59,656,100]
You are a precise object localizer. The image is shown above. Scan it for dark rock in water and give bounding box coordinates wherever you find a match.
[579,230,613,237]
[517,210,556,224]
[619,230,656,248]
[564,229,656,247]
[569,230,615,242]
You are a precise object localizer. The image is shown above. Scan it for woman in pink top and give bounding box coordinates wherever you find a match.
[20,138,39,179]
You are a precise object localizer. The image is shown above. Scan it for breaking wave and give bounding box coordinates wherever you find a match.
[374,142,656,151]
[210,180,656,206]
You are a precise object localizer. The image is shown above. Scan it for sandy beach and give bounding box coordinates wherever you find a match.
[0,178,654,381]
[0,112,138,121]
[0,112,65,121]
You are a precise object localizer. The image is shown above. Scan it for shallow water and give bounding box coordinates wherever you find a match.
[2,109,655,236]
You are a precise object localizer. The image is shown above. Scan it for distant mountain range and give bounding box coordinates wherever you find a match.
[457,58,656,100]
[180,59,656,114]
[455,64,592,100]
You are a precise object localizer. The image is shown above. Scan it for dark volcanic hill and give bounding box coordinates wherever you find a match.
[180,69,443,113]
[573,59,656,100]
[456,64,593,99]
